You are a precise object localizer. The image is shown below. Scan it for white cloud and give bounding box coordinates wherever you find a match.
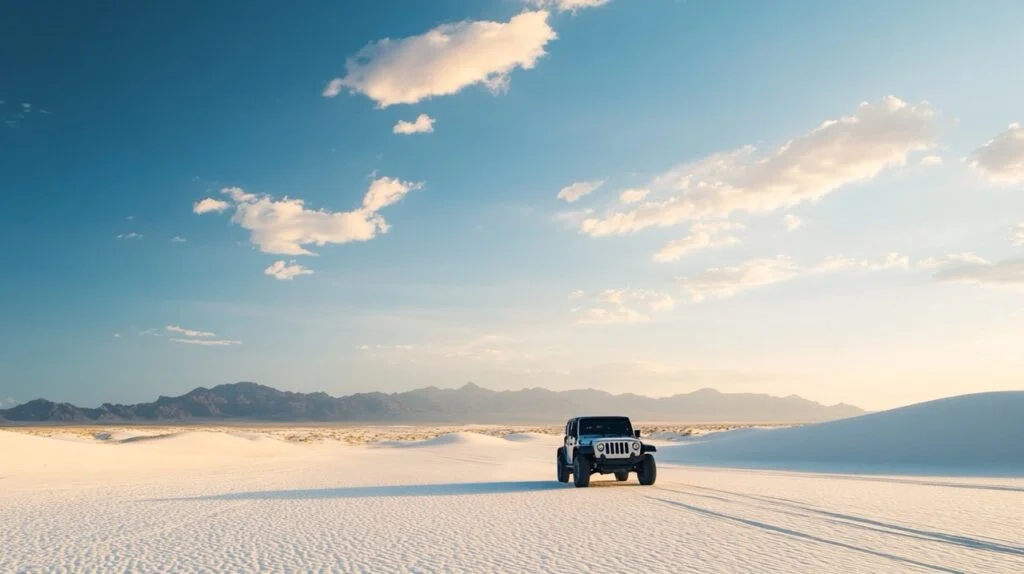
[619,188,649,204]
[529,0,610,12]
[810,255,868,273]
[557,180,604,203]
[595,289,676,311]
[324,10,556,107]
[871,252,911,270]
[393,113,435,135]
[166,325,215,338]
[359,334,522,363]
[578,96,937,236]
[784,214,803,231]
[528,0,606,12]
[138,328,161,337]
[322,78,343,98]
[3,397,16,406]
[264,260,314,280]
[570,289,675,324]
[362,176,421,212]
[678,256,800,302]
[169,338,242,347]
[196,176,422,256]
[967,122,1024,184]
[652,221,743,263]
[678,252,910,302]
[933,258,1024,288]
[920,155,943,166]
[193,198,229,214]
[1013,223,1024,246]
[918,252,991,270]
[222,187,256,203]
[573,306,648,325]
[171,236,186,243]
[113,333,121,338]
[116,233,143,240]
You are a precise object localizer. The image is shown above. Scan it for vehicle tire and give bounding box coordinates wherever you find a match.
[614,470,629,482]
[556,448,570,483]
[573,454,591,488]
[637,454,657,486]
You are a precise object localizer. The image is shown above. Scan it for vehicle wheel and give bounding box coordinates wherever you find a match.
[614,470,629,482]
[556,448,570,483]
[573,454,591,488]
[637,454,657,486]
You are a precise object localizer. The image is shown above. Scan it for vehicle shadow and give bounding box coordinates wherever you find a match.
[158,480,571,501]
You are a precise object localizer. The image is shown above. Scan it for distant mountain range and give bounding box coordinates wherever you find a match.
[0,382,864,424]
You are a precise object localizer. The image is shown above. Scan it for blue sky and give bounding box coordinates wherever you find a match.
[2,0,1023,410]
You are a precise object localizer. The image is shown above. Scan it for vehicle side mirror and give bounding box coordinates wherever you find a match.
[634,430,641,438]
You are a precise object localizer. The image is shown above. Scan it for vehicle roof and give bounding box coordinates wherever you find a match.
[567,415,632,421]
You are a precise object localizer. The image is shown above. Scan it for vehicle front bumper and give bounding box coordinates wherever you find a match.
[589,454,646,471]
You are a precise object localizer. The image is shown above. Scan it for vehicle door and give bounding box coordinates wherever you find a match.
[564,419,577,464]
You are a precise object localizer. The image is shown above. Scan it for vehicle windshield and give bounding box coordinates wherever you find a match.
[578,417,633,438]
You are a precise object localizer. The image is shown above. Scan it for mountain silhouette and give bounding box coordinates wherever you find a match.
[0,382,863,423]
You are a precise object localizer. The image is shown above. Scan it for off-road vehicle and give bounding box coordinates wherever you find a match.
[556,415,657,487]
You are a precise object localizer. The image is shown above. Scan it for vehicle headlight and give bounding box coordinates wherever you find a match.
[632,441,640,451]
[596,443,604,452]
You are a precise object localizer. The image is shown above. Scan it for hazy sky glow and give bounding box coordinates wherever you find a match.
[2,0,1023,410]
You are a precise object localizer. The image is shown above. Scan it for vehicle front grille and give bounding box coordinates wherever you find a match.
[602,440,631,457]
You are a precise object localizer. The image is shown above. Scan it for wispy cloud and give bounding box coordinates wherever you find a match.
[264,260,314,280]
[393,113,435,135]
[569,288,675,324]
[918,252,990,270]
[618,188,648,204]
[677,252,911,302]
[116,233,143,240]
[652,221,743,263]
[784,214,803,231]
[323,11,556,107]
[2,100,47,128]
[932,257,1024,288]
[164,325,242,346]
[1011,223,1024,246]
[678,256,800,303]
[170,236,187,243]
[166,325,215,338]
[574,96,937,237]
[528,0,610,13]
[967,122,1024,184]
[358,334,524,363]
[193,197,229,214]
[557,180,604,203]
[169,338,242,347]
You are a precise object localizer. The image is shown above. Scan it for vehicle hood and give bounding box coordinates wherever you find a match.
[579,436,640,447]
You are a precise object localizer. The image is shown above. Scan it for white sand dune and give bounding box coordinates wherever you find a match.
[661,391,1024,475]
[501,431,552,442]
[2,393,1023,572]
[373,431,515,448]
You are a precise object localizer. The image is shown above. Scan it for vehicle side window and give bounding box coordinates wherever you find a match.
[568,420,577,437]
